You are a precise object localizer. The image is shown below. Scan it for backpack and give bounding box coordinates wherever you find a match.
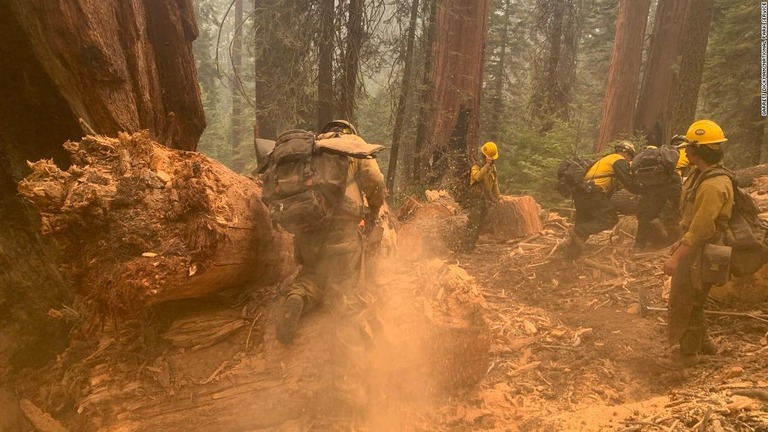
[258,130,349,234]
[630,146,679,186]
[556,157,598,198]
[692,168,768,277]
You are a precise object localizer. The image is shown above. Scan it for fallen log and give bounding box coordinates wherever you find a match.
[18,132,294,320]
[734,163,768,187]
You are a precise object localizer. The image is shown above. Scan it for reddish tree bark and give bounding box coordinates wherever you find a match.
[595,0,651,153]
[634,0,691,146]
[0,0,205,370]
[420,0,489,188]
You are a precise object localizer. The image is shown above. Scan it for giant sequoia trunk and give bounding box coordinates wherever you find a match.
[0,0,206,371]
[419,0,489,192]
[595,0,651,152]
[634,0,713,146]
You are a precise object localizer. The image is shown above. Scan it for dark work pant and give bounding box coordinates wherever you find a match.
[635,181,682,249]
[288,220,362,311]
[668,247,712,353]
[572,188,618,242]
[462,197,489,250]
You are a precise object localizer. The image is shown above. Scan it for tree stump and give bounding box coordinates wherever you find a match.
[18,132,294,319]
[488,195,544,240]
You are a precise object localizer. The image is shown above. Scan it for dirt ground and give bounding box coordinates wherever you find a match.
[6,211,768,432]
[419,219,768,432]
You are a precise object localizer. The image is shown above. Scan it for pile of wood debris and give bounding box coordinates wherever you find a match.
[17,132,294,321]
[419,175,768,431]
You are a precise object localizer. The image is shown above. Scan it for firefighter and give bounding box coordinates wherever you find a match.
[563,141,640,259]
[276,120,386,344]
[272,120,387,408]
[663,119,733,366]
[459,141,502,252]
[631,137,686,253]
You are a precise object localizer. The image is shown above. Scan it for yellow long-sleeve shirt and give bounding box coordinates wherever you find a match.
[583,153,637,194]
[470,163,501,201]
[679,164,733,247]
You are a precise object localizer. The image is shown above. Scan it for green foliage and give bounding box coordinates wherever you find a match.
[699,0,767,167]
[492,99,603,207]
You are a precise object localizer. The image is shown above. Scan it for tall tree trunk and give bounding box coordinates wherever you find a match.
[231,0,243,170]
[339,0,364,122]
[668,0,714,139]
[633,0,691,146]
[0,0,205,371]
[412,0,438,184]
[420,0,489,189]
[595,0,651,152]
[317,0,335,129]
[488,0,511,142]
[386,0,421,194]
[530,0,579,129]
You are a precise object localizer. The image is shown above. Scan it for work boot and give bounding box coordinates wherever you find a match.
[563,228,585,259]
[568,228,586,251]
[649,218,669,240]
[276,295,304,345]
[679,329,704,363]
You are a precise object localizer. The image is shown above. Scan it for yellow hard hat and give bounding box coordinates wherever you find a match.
[481,141,499,160]
[683,120,727,146]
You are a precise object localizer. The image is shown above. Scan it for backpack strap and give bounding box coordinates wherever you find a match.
[685,166,734,233]
[687,166,732,202]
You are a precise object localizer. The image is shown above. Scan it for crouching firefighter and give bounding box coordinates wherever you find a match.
[259,120,387,407]
[259,120,387,344]
[631,136,686,253]
[563,141,640,259]
[663,119,733,366]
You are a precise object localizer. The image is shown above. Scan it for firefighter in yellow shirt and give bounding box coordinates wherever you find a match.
[563,141,640,259]
[663,119,733,366]
[459,141,501,252]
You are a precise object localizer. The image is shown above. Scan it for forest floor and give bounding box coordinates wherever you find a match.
[7,212,768,432]
[415,220,768,432]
